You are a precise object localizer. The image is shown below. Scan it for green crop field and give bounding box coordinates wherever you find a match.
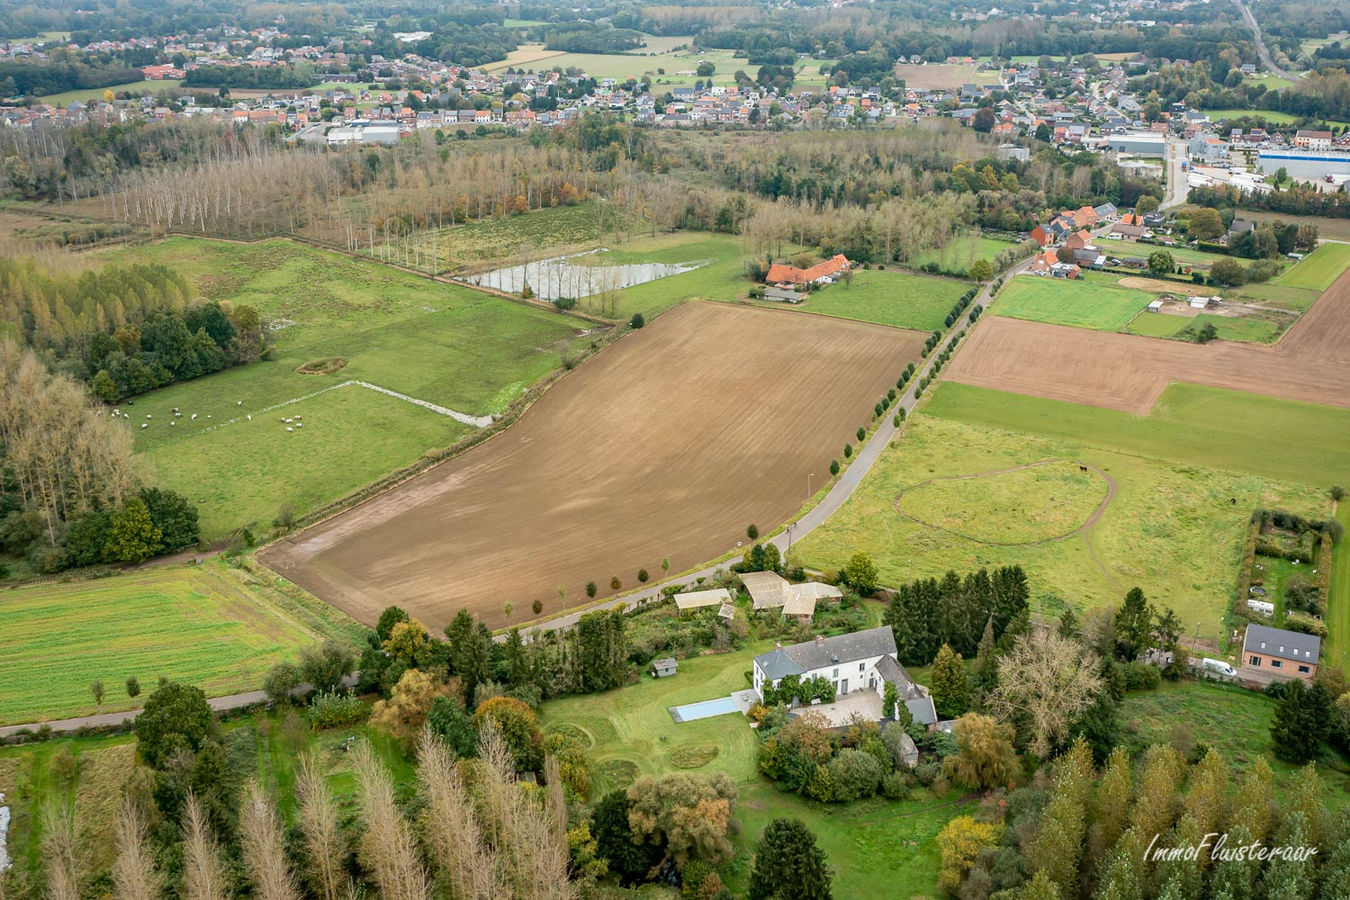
[97,237,582,536]
[909,233,1016,276]
[539,642,964,898]
[993,274,1155,331]
[779,268,969,332]
[1273,241,1350,291]
[0,561,362,725]
[793,384,1334,635]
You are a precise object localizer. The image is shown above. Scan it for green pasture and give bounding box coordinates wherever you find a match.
[97,237,581,536]
[1206,108,1303,124]
[539,643,962,898]
[37,79,182,106]
[0,560,361,725]
[1228,280,1321,312]
[778,268,969,332]
[794,387,1333,635]
[993,274,1155,331]
[1273,241,1350,291]
[909,233,1016,276]
[926,381,1350,488]
[596,232,747,320]
[1329,502,1350,673]
[1124,310,1286,343]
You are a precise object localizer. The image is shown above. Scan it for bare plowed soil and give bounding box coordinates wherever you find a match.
[260,302,923,629]
[945,270,1350,413]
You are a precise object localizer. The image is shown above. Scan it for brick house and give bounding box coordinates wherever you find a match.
[1242,624,1319,681]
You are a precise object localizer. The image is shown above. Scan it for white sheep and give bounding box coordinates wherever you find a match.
[247,415,252,421]
[286,427,294,432]
[297,423,303,428]
[146,414,152,419]
[170,421,175,427]
[237,400,242,406]
[295,415,302,420]
[141,423,148,429]
[191,414,197,420]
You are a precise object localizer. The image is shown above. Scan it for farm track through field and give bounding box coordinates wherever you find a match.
[946,263,1350,413]
[260,302,925,631]
[891,459,1117,546]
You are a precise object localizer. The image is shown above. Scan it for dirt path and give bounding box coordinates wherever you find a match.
[890,459,1118,547]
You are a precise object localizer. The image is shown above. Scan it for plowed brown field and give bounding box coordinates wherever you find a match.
[260,302,923,630]
[945,268,1350,413]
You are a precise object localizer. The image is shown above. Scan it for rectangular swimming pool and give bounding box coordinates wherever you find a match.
[669,696,740,723]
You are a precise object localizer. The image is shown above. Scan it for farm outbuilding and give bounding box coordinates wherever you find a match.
[675,588,733,615]
[652,657,678,678]
[739,571,843,614]
[1147,300,1165,313]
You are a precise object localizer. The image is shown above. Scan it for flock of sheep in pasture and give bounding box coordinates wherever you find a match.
[109,399,307,435]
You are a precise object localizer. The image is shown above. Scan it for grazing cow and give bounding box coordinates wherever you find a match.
[1079,464,1088,473]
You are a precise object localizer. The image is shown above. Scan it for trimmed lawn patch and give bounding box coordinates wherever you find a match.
[782,269,969,332]
[1229,281,1321,312]
[0,560,361,725]
[795,388,1331,633]
[1274,242,1350,291]
[38,79,182,105]
[994,274,1154,331]
[1329,502,1350,674]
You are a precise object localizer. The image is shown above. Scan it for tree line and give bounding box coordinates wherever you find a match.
[0,255,270,400]
[0,342,200,573]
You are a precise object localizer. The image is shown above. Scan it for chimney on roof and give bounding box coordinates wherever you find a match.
[815,635,824,645]
[775,642,782,650]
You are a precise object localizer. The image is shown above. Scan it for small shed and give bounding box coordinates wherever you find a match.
[781,594,817,622]
[1147,299,1164,313]
[717,603,736,622]
[763,286,803,303]
[652,657,678,678]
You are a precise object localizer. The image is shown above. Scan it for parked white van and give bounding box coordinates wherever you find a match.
[1201,658,1237,678]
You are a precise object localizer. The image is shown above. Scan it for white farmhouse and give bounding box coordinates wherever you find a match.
[750,626,937,725]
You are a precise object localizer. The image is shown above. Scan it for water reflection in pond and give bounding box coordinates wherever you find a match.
[458,250,702,300]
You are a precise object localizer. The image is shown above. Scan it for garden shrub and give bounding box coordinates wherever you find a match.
[309,689,367,729]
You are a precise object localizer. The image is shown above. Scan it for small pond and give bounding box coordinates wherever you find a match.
[1250,586,1268,596]
[458,250,702,300]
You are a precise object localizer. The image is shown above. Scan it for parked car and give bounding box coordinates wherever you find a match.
[1201,658,1237,678]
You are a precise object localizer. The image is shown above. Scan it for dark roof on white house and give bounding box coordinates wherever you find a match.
[753,626,897,680]
[874,654,925,700]
[1243,624,1320,663]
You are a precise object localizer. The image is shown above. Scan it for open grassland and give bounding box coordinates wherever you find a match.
[927,382,1350,489]
[1124,309,1287,343]
[779,268,969,332]
[261,302,924,631]
[947,270,1350,413]
[95,237,581,536]
[893,63,1001,89]
[1120,681,1350,803]
[539,643,961,898]
[897,460,1109,544]
[1273,241,1350,291]
[909,233,1016,276]
[1329,502,1350,674]
[792,406,1328,635]
[580,232,748,320]
[1207,108,1304,124]
[0,560,362,725]
[38,79,182,105]
[994,274,1154,331]
[1228,280,1321,312]
[427,202,623,272]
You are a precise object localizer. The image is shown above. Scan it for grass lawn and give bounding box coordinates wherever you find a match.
[1206,108,1303,124]
[0,560,362,725]
[909,234,1016,276]
[38,79,181,105]
[538,644,963,898]
[1273,241,1350,291]
[994,274,1155,331]
[779,269,969,332]
[794,383,1336,634]
[601,233,748,320]
[1329,502,1350,673]
[1127,311,1286,343]
[96,237,582,536]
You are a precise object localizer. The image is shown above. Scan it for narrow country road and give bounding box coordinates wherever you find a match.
[1235,0,1294,81]
[3,246,1053,733]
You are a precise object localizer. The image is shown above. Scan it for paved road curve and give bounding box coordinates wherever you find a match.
[1236,0,1294,81]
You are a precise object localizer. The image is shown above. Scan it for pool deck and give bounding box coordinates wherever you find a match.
[669,689,757,724]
